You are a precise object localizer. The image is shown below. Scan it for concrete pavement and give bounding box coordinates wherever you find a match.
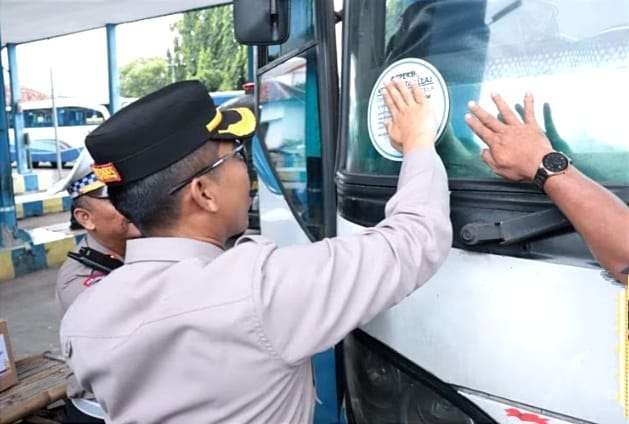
[0,267,62,359]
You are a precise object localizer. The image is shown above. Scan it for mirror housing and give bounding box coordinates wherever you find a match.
[233,0,290,45]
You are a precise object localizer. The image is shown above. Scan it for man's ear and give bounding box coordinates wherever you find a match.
[189,176,219,214]
[73,206,95,231]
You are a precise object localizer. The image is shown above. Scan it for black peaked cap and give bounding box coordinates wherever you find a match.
[86,80,256,186]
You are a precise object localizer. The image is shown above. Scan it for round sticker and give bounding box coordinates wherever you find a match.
[367,58,450,161]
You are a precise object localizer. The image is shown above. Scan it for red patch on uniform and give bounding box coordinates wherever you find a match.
[506,408,549,424]
[82,271,106,287]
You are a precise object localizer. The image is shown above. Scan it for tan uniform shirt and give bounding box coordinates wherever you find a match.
[60,148,452,424]
[57,233,118,401]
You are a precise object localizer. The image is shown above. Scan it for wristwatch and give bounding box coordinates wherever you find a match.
[533,151,571,191]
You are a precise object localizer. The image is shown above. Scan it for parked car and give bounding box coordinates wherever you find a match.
[9,139,81,168]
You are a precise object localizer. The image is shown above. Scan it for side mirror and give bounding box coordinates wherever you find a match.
[233,0,290,45]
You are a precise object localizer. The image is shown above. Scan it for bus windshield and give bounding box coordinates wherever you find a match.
[342,0,629,185]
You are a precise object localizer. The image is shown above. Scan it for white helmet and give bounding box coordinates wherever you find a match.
[47,149,107,199]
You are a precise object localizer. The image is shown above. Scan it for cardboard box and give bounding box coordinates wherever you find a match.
[0,319,18,392]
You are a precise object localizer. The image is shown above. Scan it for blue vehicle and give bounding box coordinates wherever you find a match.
[9,138,81,168]
[7,98,107,167]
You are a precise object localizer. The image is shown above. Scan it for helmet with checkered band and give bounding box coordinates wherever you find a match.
[48,149,107,199]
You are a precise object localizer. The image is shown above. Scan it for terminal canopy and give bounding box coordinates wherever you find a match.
[1,0,230,46]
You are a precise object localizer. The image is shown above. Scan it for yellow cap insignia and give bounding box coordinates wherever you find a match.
[218,108,256,137]
[206,110,223,133]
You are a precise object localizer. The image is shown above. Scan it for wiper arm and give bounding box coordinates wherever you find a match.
[487,0,523,25]
[460,208,571,246]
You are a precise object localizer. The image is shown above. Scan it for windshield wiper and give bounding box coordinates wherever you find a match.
[460,208,571,246]
[487,0,523,25]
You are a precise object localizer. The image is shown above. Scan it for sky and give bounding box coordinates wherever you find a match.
[2,14,180,102]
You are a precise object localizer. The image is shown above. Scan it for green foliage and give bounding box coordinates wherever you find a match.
[385,0,404,42]
[120,57,171,97]
[169,5,248,92]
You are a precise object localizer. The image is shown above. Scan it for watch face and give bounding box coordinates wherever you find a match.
[543,152,569,172]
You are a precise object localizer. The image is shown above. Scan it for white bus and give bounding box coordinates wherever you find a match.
[235,1,629,423]
[10,99,110,150]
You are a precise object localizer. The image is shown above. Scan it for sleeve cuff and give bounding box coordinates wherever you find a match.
[398,147,439,188]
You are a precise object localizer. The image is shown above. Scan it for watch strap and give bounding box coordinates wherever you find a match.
[533,167,549,191]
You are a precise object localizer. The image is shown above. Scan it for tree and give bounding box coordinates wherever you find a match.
[168,5,248,92]
[120,57,171,98]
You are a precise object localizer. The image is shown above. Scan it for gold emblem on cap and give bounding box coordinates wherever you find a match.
[218,108,256,137]
[92,163,122,184]
[206,110,223,133]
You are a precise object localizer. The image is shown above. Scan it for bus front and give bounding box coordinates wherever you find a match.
[337,1,629,423]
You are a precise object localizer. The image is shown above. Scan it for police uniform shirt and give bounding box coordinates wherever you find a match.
[57,233,119,402]
[60,148,451,424]
[56,233,116,314]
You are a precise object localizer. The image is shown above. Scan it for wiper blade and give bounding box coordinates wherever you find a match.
[460,208,571,246]
[487,0,523,25]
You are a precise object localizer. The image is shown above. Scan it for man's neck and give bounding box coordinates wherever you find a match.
[145,226,226,250]
[87,232,126,259]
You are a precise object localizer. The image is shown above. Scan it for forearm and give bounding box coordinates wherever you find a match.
[257,147,452,363]
[545,167,629,282]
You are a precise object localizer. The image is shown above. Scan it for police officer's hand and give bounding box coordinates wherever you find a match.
[383,79,437,153]
[465,93,553,182]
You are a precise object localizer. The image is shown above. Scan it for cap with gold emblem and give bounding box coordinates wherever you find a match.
[86,80,256,186]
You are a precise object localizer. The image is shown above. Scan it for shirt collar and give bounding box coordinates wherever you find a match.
[124,237,224,264]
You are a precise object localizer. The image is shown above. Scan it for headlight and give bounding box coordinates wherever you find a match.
[344,330,494,424]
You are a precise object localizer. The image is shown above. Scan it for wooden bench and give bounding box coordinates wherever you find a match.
[0,354,68,424]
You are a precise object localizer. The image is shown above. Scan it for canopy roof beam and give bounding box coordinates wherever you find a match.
[1,0,230,47]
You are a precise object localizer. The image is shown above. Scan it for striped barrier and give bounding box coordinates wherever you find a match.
[11,173,41,195]
[0,233,85,281]
[15,194,72,219]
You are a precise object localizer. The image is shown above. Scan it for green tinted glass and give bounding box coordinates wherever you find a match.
[343,0,629,185]
[258,49,324,239]
[268,0,315,62]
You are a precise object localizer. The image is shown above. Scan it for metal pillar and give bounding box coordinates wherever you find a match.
[247,46,254,82]
[0,43,29,248]
[106,24,120,115]
[8,44,28,174]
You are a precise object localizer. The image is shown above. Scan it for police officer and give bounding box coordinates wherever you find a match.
[52,150,140,313]
[60,79,452,423]
[51,150,139,423]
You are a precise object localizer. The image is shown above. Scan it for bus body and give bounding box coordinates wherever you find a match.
[9,99,110,150]
[238,1,629,423]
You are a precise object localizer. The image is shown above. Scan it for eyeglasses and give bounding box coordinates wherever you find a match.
[169,141,247,195]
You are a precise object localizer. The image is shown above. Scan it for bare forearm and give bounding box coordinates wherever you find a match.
[545,167,629,282]
[465,93,629,282]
